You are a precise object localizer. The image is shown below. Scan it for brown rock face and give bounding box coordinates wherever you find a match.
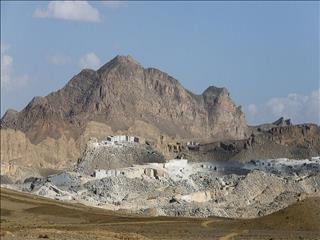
[1,55,247,143]
[181,124,320,162]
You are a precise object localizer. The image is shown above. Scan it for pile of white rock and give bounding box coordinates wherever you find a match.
[3,157,320,219]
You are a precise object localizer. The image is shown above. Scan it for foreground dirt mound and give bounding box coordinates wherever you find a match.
[1,188,319,240]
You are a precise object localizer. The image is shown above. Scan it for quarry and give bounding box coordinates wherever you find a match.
[2,137,320,219]
[1,10,319,238]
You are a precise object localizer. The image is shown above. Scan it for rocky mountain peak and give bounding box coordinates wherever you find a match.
[1,109,18,127]
[112,55,140,64]
[272,117,292,126]
[1,55,248,143]
[98,55,142,75]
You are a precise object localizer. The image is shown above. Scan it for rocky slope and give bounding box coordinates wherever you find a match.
[6,157,320,219]
[76,138,165,175]
[181,123,320,162]
[1,55,247,143]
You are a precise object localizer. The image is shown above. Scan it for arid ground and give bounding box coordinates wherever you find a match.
[1,188,319,240]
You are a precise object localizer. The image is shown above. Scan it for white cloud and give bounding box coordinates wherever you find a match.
[1,44,30,90]
[245,89,320,125]
[1,46,13,86]
[247,103,257,116]
[48,53,71,65]
[79,52,101,69]
[265,91,319,123]
[34,1,101,22]
[102,1,127,9]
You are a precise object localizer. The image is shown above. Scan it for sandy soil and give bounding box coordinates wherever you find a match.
[1,188,319,240]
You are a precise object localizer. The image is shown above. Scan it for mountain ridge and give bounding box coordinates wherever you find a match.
[1,55,319,183]
[1,55,248,144]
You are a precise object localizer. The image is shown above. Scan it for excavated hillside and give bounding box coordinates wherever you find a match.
[5,156,320,219]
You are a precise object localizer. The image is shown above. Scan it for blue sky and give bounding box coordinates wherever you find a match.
[1,1,319,124]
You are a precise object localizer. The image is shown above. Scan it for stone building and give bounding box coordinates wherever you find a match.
[105,135,139,144]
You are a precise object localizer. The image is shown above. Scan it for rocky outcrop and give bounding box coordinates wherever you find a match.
[0,128,79,182]
[181,123,320,162]
[76,138,165,175]
[272,117,292,126]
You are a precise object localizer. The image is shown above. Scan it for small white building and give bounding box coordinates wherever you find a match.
[93,169,108,179]
[186,141,199,150]
[104,135,139,144]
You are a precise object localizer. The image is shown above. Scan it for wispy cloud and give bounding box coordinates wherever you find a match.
[247,104,258,116]
[79,52,101,69]
[1,44,13,86]
[1,43,30,90]
[34,1,101,23]
[245,89,320,125]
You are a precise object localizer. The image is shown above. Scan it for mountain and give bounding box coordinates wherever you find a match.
[1,55,247,142]
[0,55,248,181]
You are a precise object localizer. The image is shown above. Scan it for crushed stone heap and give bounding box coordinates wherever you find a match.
[76,137,165,174]
[4,156,320,219]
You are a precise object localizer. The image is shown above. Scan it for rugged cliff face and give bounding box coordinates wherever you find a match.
[1,55,247,143]
[181,124,320,162]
